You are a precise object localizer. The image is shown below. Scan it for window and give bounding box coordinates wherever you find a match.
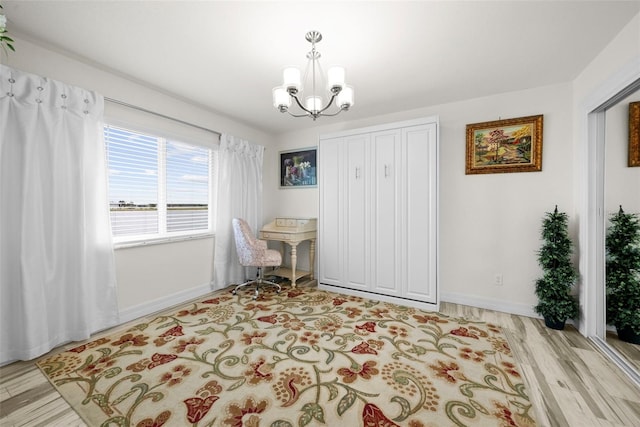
[105,125,214,244]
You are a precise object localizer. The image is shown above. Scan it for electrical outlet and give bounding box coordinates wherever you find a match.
[494,274,503,286]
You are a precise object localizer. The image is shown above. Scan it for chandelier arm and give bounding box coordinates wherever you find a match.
[287,110,316,118]
[316,93,339,114]
[290,93,313,114]
[288,92,345,118]
[317,108,346,118]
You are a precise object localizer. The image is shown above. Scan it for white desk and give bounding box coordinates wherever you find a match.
[259,218,317,288]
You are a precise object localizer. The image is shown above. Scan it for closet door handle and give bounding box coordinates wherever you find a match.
[384,164,390,177]
[355,167,361,179]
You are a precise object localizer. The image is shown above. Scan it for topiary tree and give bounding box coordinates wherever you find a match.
[606,206,640,343]
[534,206,579,329]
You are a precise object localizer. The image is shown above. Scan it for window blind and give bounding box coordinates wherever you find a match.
[105,125,214,244]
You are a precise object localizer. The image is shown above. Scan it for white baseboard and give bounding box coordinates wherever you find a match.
[319,284,440,312]
[118,282,214,324]
[441,291,540,319]
[117,286,553,325]
[1,283,216,367]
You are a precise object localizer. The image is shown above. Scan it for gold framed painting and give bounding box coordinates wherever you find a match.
[629,101,640,167]
[466,114,543,174]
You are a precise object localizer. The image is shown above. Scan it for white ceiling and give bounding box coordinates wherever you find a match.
[3,1,639,135]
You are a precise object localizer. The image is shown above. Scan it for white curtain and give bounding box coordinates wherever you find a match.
[0,65,118,363]
[213,134,264,289]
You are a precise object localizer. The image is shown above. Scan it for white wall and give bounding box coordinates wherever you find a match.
[7,35,274,318]
[7,9,638,324]
[265,11,640,321]
[266,83,574,317]
[114,239,215,320]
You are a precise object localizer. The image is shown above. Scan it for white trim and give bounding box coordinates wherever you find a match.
[590,337,640,388]
[580,108,607,337]
[441,292,539,319]
[581,56,640,113]
[114,232,214,250]
[319,284,440,312]
[118,282,213,324]
[319,115,439,139]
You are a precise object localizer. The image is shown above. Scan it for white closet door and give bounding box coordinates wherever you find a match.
[345,134,370,291]
[318,137,343,286]
[371,130,402,296]
[402,123,438,303]
[319,117,439,311]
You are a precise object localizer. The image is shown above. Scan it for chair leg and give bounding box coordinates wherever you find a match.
[232,267,281,299]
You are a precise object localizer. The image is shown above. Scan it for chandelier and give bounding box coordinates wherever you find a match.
[272,31,354,120]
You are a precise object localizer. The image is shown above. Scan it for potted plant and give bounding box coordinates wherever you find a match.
[534,206,579,330]
[606,206,640,344]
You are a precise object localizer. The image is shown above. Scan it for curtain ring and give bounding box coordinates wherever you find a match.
[36,86,44,104]
[6,76,15,97]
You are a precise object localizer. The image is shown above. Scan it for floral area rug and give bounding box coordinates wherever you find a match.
[37,286,537,427]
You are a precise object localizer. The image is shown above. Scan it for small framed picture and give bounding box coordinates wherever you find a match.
[466,114,543,174]
[280,147,317,188]
[629,101,640,167]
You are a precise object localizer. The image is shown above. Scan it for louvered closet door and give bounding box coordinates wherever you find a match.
[345,134,370,291]
[371,130,402,296]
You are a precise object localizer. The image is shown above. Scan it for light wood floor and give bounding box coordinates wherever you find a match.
[607,332,640,373]
[1,294,639,427]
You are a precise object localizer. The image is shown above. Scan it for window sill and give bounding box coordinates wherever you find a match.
[113,232,215,250]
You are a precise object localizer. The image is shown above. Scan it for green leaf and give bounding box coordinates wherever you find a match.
[298,412,312,427]
[298,402,325,426]
[389,396,411,421]
[271,421,294,427]
[337,390,356,416]
[407,344,427,355]
[89,393,108,408]
[227,378,246,391]
[510,399,529,410]
[101,416,127,426]
[469,399,490,415]
[326,383,339,401]
[324,349,335,364]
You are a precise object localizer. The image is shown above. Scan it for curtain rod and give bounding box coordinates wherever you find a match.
[104,97,221,137]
